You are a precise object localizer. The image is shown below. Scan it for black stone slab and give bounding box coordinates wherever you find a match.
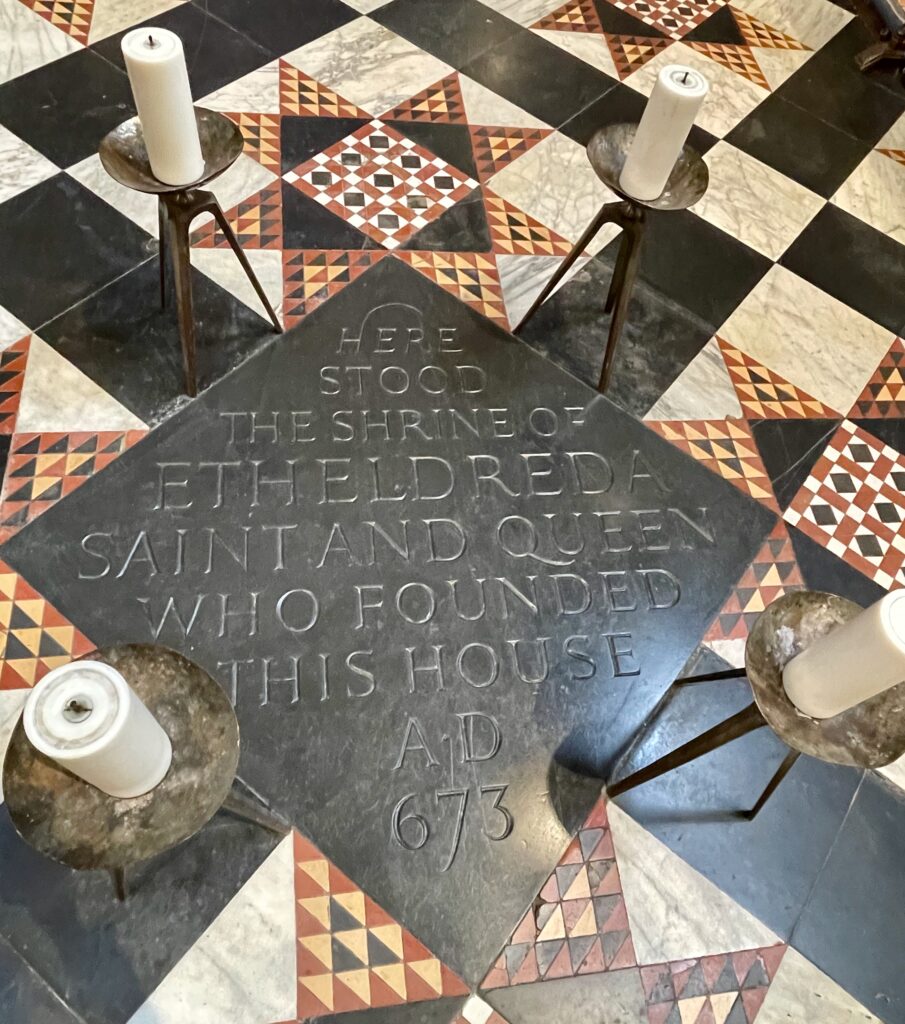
[2,256,773,986]
[311,996,466,1024]
[486,969,647,1024]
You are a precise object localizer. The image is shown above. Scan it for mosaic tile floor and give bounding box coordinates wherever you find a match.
[0,0,904,1022]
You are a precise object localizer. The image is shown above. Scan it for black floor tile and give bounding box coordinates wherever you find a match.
[373,0,520,68]
[776,20,905,143]
[280,115,370,174]
[792,773,905,1022]
[751,418,841,511]
[612,673,864,940]
[787,522,886,608]
[0,49,133,168]
[726,94,871,198]
[0,806,279,1024]
[851,416,905,456]
[92,3,270,100]
[560,81,717,153]
[402,188,492,251]
[781,204,905,336]
[517,251,716,417]
[196,0,356,57]
[38,259,277,425]
[460,28,616,129]
[281,180,380,249]
[0,175,151,329]
[387,119,479,179]
[591,0,667,37]
[313,998,467,1024]
[683,4,746,43]
[0,937,81,1024]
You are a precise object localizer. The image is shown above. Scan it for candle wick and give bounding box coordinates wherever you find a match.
[63,697,93,722]
[147,33,159,48]
[681,71,689,84]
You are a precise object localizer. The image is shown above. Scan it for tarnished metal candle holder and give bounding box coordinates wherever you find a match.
[515,122,709,395]
[99,108,282,398]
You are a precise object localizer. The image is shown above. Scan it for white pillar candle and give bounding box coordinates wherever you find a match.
[23,661,172,798]
[121,27,204,187]
[619,65,709,202]
[782,591,905,719]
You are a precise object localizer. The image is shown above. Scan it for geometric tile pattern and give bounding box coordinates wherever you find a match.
[293,831,468,1017]
[469,125,552,183]
[484,192,573,257]
[282,250,387,329]
[607,0,727,40]
[607,34,674,78]
[0,558,96,690]
[687,42,770,90]
[285,120,478,249]
[279,62,369,118]
[192,182,284,250]
[704,521,804,642]
[719,339,838,419]
[784,419,905,589]
[851,337,905,418]
[0,429,145,541]
[387,74,468,124]
[730,7,808,51]
[398,251,508,326]
[0,336,29,435]
[641,946,786,1024]
[482,798,636,989]
[231,112,282,173]
[17,0,93,44]
[653,420,779,511]
[533,0,604,34]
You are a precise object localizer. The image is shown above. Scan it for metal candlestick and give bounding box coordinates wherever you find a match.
[2,644,288,900]
[99,108,283,398]
[514,122,709,395]
[607,591,905,819]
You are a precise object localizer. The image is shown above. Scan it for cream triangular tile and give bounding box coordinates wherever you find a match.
[458,72,550,129]
[645,338,743,421]
[199,61,282,115]
[192,247,284,327]
[607,804,780,963]
[17,336,145,433]
[533,28,618,78]
[0,689,28,804]
[749,45,811,90]
[68,155,159,236]
[87,0,182,43]
[127,834,297,1024]
[756,947,881,1023]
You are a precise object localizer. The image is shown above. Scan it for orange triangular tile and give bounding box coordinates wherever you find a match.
[483,190,572,257]
[279,60,369,117]
[397,251,509,326]
[282,250,387,329]
[386,73,468,124]
[687,42,770,89]
[730,6,809,50]
[191,182,283,250]
[532,0,604,34]
[469,124,552,182]
[228,112,282,172]
[606,33,673,78]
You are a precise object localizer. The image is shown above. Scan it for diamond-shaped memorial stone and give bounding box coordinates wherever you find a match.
[1,257,773,984]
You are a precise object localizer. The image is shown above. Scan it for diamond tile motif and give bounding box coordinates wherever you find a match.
[231,112,282,173]
[607,34,674,78]
[784,420,905,589]
[533,0,604,34]
[282,250,386,329]
[482,798,635,989]
[851,337,905,418]
[279,61,369,118]
[469,125,552,183]
[17,0,93,45]
[687,42,769,90]
[719,339,838,419]
[398,252,508,325]
[653,419,778,510]
[704,521,804,642]
[0,558,95,690]
[641,946,786,1024]
[192,182,283,250]
[285,120,478,249]
[484,191,572,257]
[387,74,468,124]
[606,0,726,40]
[0,336,29,434]
[0,430,146,542]
[729,7,808,51]
[293,831,467,1016]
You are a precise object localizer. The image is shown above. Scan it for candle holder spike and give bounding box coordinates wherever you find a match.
[514,122,708,395]
[99,108,282,398]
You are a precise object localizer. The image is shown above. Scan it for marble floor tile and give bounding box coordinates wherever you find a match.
[0,0,81,86]
[644,336,742,421]
[479,0,564,27]
[832,149,905,247]
[197,0,356,59]
[878,109,905,151]
[458,73,551,129]
[192,247,285,325]
[0,124,58,204]
[341,0,392,10]
[496,252,581,327]
[731,0,851,52]
[0,689,27,803]
[757,947,880,1024]
[127,834,297,1024]
[718,265,895,413]
[86,0,185,44]
[695,140,824,259]
[0,305,28,351]
[283,17,454,118]
[198,60,281,115]
[531,27,618,79]
[624,40,769,138]
[486,970,648,1024]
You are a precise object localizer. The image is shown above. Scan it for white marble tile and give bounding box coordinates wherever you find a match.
[193,248,284,326]
[703,636,746,668]
[199,61,281,116]
[608,803,781,964]
[878,755,905,792]
[0,124,59,204]
[0,304,29,351]
[461,995,496,1024]
[0,690,28,804]
[625,42,768,139]
[18,336,147,432]
[283,17,453,117]
[731,0,851,51]
[496,252,590,327]
[878,110,905,151]
[487,131,620,249]
[341,0,391,11]
[87,0,185,44]
[458,73,550,129]
[128,833,297,1024]
[751,46,812,92]
[832,149,905,247]
[696,141,824,259]
[718,265,894,413]
[758,948,881,1024]
[0,0,81,86]
[532,28,618,78]
[477,0,563,27]
[645,336,743,420]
